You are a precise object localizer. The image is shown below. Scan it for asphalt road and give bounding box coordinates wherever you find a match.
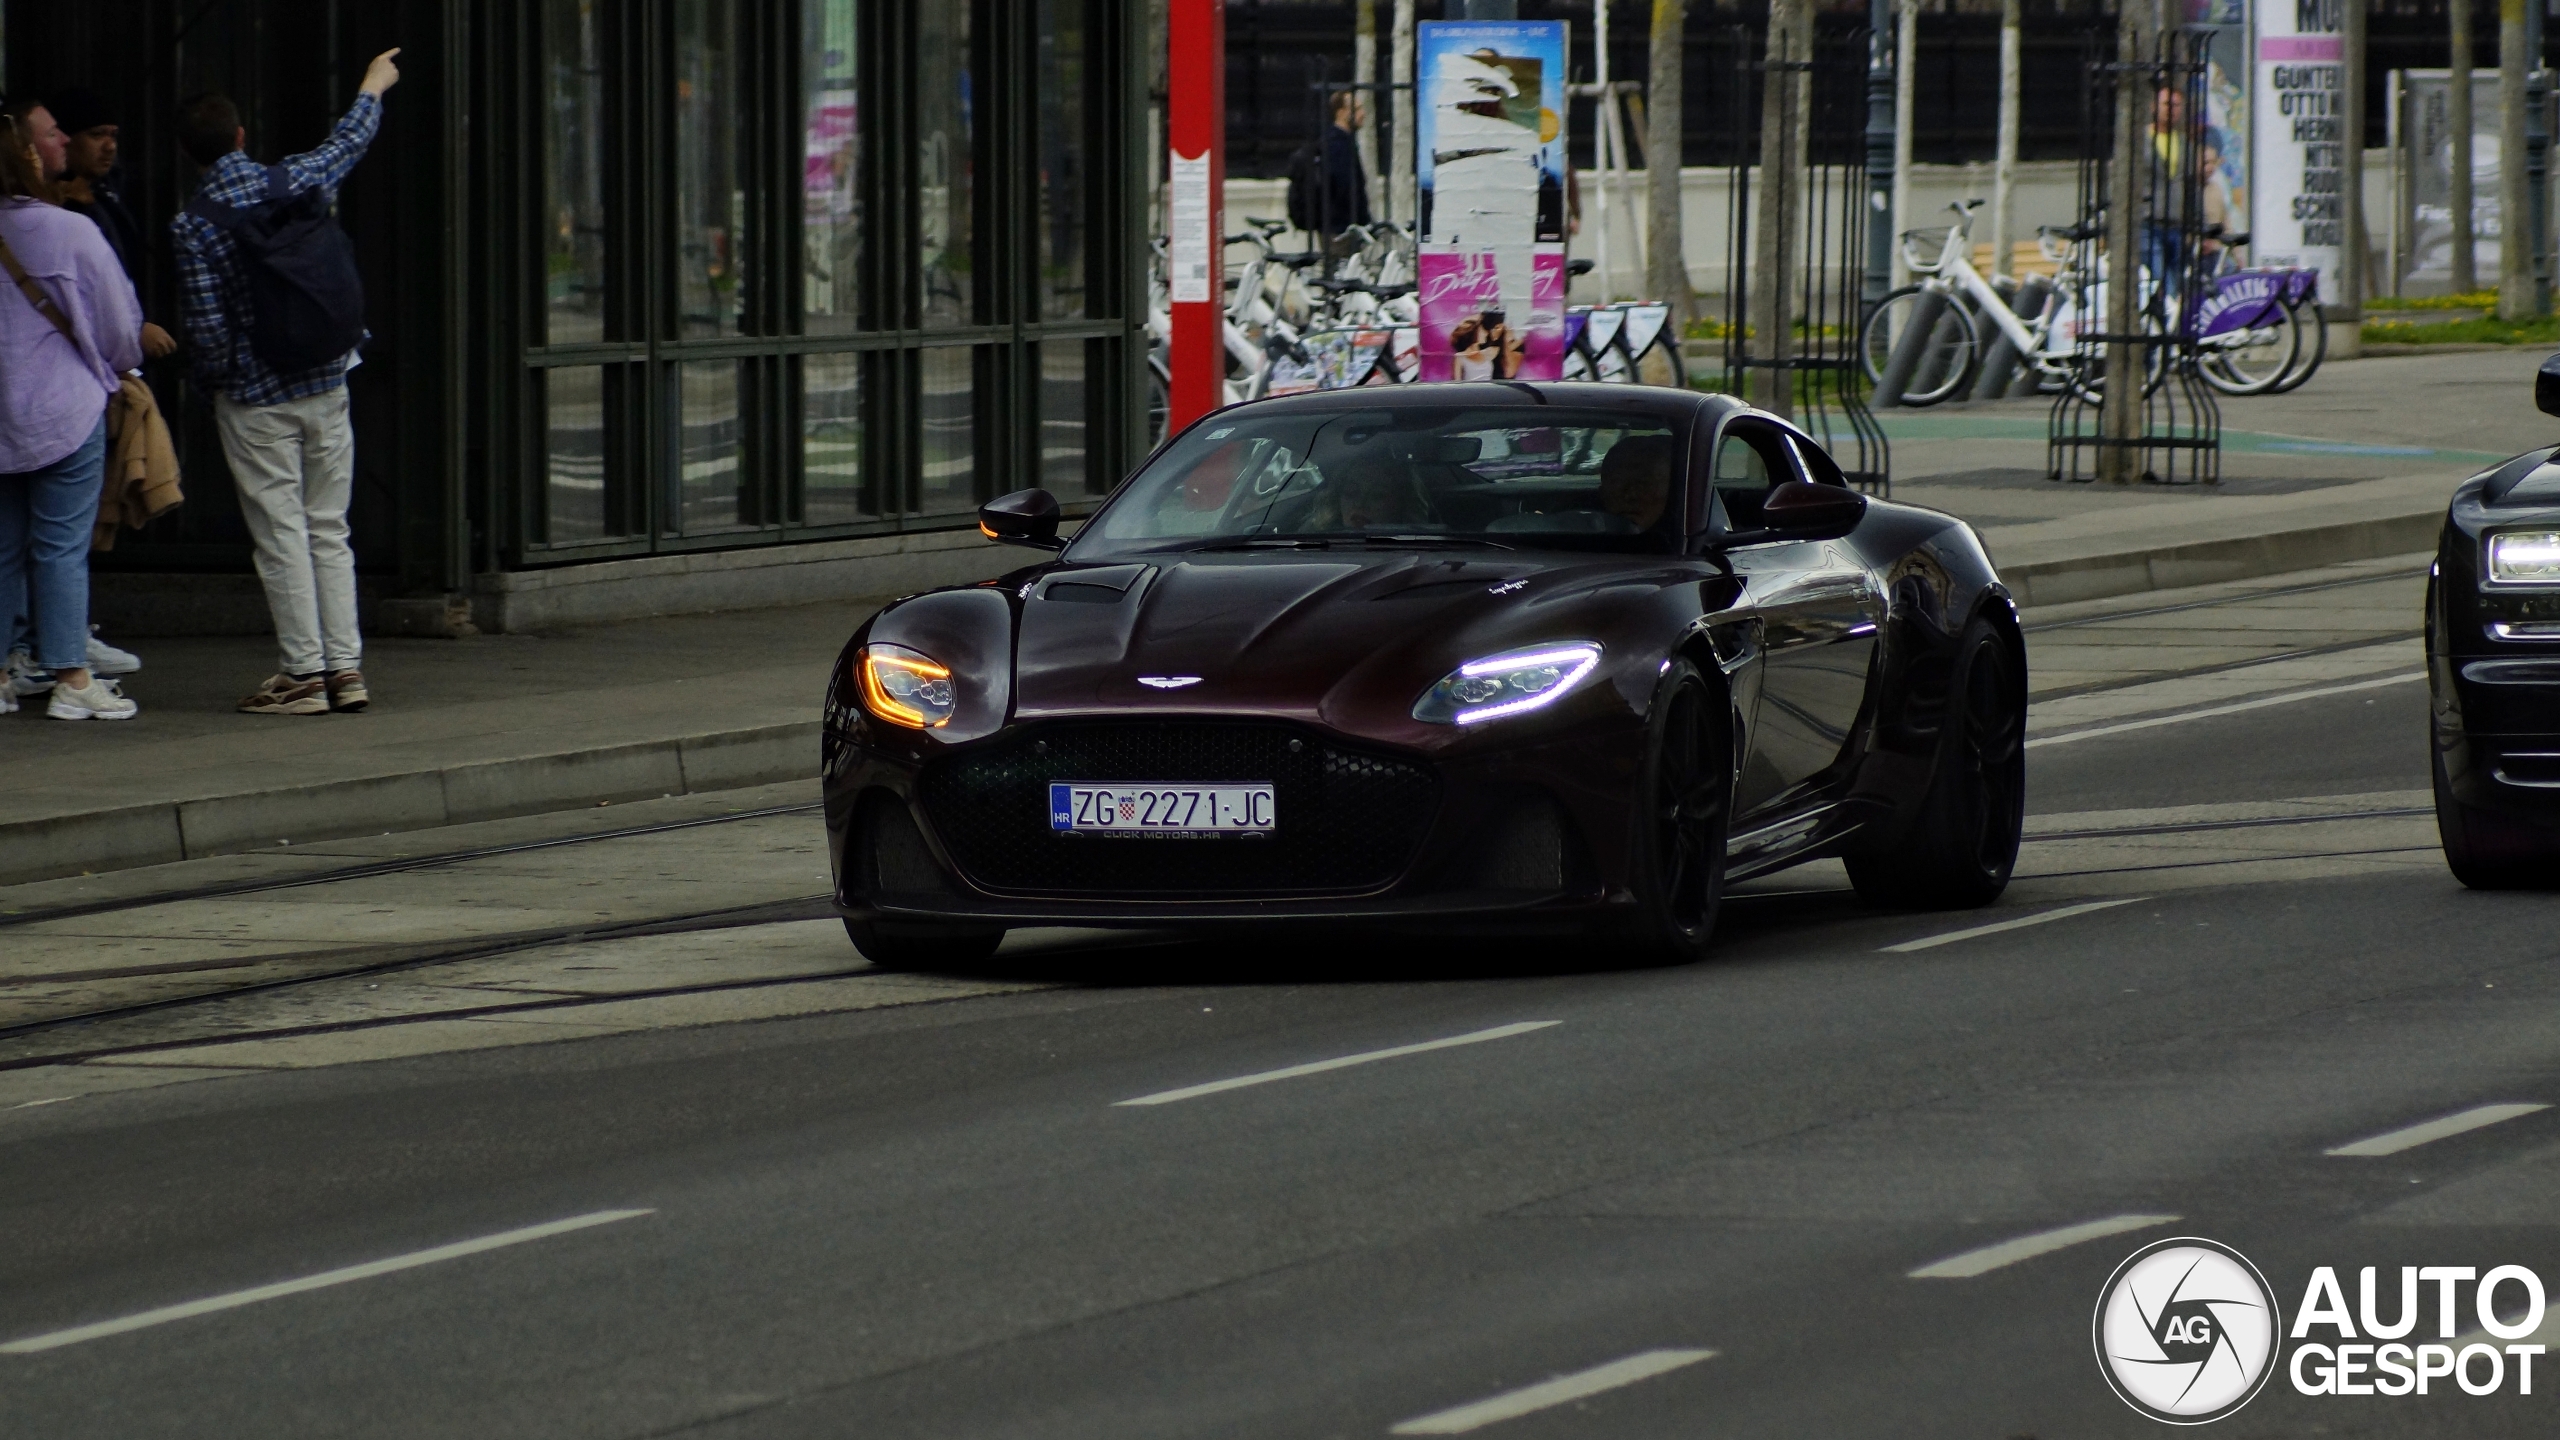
[4,558,2554,1439]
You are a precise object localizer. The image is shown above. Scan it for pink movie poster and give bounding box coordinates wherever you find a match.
[1418,245,1566,384]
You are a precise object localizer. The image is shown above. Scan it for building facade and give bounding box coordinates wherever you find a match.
[2,0,1147,630]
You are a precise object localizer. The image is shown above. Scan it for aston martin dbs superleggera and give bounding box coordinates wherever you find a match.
[821,382,2027,967]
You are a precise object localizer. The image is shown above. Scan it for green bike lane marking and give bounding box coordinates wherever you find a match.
[1868,412,2509,465]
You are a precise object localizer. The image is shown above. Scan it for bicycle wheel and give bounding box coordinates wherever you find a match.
[1860,286,1979,406]
[2200,305,2300,396]
[1634,334,1685,388]
[1146,362,1170,448]
[2265,299,2326,394]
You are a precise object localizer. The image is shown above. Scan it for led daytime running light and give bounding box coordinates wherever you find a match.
[1416,642,1603,726]
[859,645,956,729]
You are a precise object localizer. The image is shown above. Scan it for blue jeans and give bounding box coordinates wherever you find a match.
[2142,222,2188,303]
[0,417,108,673]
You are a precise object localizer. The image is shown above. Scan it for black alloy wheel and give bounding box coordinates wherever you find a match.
[1848,616,2026,910]
[1623,659,1732,963]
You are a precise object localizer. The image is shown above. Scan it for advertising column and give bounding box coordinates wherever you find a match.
[2252,0,2346,300]
[1166,0,1226,428]
[1414,20,1567,381]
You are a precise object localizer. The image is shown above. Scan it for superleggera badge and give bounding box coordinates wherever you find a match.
[1488,579,1528,595]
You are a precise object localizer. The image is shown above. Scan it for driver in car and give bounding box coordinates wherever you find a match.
[1598,434,1674,532]
[1314,460,1433,530]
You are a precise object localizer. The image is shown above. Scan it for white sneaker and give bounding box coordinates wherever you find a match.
[5,650,53,697]
[48,677,137,720]
[0,684,15,715]
[86,629,141,676]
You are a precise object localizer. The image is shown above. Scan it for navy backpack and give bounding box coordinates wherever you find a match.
[187,165,367,376]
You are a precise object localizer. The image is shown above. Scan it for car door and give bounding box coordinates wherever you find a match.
[1709,416,1884,819]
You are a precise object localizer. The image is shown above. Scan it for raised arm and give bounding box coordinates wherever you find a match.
[283,49,399,196]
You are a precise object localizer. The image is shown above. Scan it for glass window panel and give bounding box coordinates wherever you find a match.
[674,360,748,533]
[1035,0,1088,320]
[918,347,978,515]
[1038,339,1088,493]
[544,365,610,542]
[917,7,975,327]
[802,353,868,526]
[541,0,608,344]
[676,0,745,338]
[802,0,862,334]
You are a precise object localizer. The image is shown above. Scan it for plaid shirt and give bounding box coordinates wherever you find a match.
[170,93,381,406]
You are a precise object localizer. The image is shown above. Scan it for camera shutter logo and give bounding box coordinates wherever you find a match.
[2093,1237,2282,1423]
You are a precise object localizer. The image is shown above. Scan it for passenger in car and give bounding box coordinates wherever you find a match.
[1599,434,1674,532]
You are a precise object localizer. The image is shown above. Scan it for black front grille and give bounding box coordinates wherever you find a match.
[918,722,1439,896]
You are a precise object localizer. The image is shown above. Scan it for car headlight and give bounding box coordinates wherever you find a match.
[2489,530,2560,583]
[1414,642,1602,725]
[858,643,957,729]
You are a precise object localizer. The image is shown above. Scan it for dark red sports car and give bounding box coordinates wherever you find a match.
[821,382,2026,966]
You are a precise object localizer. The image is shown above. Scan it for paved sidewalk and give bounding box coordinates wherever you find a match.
[0,604,856,883]
[1,349,2535,883]
[1880,345,2550,603]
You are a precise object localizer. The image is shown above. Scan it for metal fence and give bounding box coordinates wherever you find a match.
[2046,29,2222,486]
[1718,24,1890,493]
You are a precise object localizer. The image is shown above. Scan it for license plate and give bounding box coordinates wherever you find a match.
[1049,783,1276,835]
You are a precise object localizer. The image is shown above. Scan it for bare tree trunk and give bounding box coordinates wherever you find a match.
[2341,0,2368,343]
[1889,0,1916,291]
[1392,0,1417,227]
[1752,0,1814,416]
[2451,0,2477,293]
[1646,0,1691,325]
[1992,0,2021,279]
[1356,0,1381,223]
[2499,0,2538,318]
[2098,0,2148,483]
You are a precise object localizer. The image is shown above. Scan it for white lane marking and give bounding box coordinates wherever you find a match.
[1388,1348,1718,1435]
[6,1097,76,1111]
[1908,1214,2180,1279]
[0,1209,653,1354]
[2325,1103,2550,1158]
[2025,672,2425,749]
[1114,1022,1561,1107]
[1881,897,2147,953]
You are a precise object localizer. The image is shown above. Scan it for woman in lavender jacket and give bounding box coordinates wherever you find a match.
[0,108,143,719]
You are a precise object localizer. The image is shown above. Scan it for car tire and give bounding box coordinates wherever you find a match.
[843,916,1006,970]
[1619,659,1732,964]
[1847,615,2025,911]
[2433,744,2560,889]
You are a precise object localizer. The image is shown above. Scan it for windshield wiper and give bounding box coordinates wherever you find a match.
[1354,534,1516,551]
[1186,537,1334,551]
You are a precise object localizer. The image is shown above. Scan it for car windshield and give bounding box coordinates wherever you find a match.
[1068,407,1684,559]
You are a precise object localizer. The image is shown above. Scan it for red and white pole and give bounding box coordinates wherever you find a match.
[1165,0,1226,431]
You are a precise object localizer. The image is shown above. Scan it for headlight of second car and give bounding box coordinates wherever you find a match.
[858,643,957,729]
[2489,530,2560,584]
[1414,642,1602,726]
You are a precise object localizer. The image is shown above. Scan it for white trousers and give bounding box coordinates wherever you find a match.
[214,389,361,676]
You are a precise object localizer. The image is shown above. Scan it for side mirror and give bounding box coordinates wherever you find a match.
[2538,352,2560,418]
[979,488,1064,550]
[1761,479,1867,535]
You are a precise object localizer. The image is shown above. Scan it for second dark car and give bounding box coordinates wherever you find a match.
[821,383,2028,966]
